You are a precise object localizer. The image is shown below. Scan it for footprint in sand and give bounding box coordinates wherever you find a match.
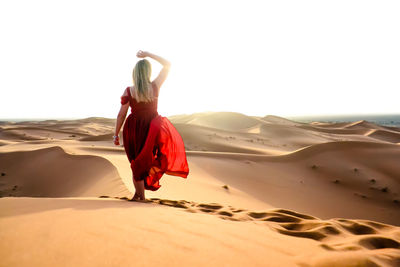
[361,220,392,230]
[197,203,223,213]
[115,196,400,256]
[230,208,246,213]
[198,203,223,210]
[263,213,302,223]
[273,209,317,220]
[336,221,377,235]
[157,199,189,209]
[247,211,268,219]
[279,222,326,231]
[276,228,326,241]
[358,236,400,250]
[218,211,233,217]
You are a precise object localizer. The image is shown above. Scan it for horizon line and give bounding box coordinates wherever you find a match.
[1,111,400,122]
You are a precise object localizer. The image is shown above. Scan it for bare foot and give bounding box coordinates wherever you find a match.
[130,192,141,201]
[130,192,148,202]
[134,197,147,202]
[138,192,146,201]
[131,179,146,202]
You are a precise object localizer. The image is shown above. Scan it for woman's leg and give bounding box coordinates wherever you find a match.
[136,179,145,200]
[132,179,141,200]
[132,175,145,201]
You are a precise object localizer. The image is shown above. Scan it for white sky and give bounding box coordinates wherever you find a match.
[0,0,399,119]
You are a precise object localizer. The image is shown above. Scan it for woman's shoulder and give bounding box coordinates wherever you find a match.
[120,86,131,105]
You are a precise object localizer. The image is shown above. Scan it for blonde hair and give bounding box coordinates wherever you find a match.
[131,59,155,103]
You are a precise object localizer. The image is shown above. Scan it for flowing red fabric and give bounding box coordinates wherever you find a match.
[121,83,189,191]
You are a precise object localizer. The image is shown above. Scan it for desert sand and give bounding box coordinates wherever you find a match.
[1,112,399,267]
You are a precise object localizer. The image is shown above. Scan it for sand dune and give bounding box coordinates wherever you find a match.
[366,129,400,143]
[186,141,400,226]
[0,127,91,141]
[169,111,264,131]
[310,121,352,128]
[343,120,388,131]
[0,119,115,141]
[0,146,129,198]
[172,123,277,154]
[0,112,399,266]
[298,124,371,135]
[261,114,305,126]
[80,133,114,141]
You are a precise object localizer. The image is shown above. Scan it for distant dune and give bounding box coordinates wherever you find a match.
[0,111,399,267]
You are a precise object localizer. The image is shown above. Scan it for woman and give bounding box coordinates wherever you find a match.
[113,50,189,202]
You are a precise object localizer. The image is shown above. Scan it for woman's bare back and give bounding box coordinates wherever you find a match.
[128,81,159,101]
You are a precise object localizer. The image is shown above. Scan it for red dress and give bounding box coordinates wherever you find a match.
[120,82,189,191]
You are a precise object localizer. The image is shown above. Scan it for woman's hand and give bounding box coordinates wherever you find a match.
[136,50,149,58]
[113,135,120,146]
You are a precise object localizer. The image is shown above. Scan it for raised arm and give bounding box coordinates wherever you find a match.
[136,50,171,90]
